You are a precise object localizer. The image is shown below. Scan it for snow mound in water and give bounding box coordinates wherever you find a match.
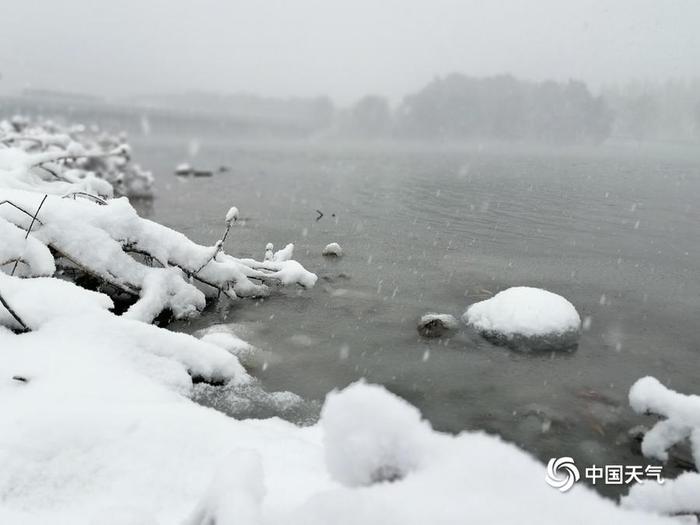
[463,286,581,350]
[322,242,343,256]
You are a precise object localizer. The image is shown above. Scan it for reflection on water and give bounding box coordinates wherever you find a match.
[138,140,700,498]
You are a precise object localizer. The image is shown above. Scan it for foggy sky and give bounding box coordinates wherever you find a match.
[2,0,700,103]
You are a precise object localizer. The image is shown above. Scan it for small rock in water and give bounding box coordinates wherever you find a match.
[417,313,458,338]
[322,242,343,257]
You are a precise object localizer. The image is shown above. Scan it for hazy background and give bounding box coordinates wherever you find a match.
[2,0,700,102]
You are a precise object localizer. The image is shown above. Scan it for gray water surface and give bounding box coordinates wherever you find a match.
[134,140,700,497]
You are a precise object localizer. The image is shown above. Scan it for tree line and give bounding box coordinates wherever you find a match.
[338,74,700,144]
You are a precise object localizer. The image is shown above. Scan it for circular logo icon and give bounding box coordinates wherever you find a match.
[545,457,580,492]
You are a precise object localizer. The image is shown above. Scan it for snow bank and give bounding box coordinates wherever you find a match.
[0,348,677,525]
[184,450,266,525]
[322,381,432,486]
[198,324,260,368]
[0,281,676,524]
[463,287,581,350]
[0,274,246,385]
[621,377,700,517]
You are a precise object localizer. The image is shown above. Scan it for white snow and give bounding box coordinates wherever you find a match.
[322,242,343,256]
[0,326,678,525]
[463,286,581,340]
[621,377,700,517]
[198,325,260,368]
[226,206,240,223]
[322,381,432,487]
[0,217,55,276]
[0,117,154,199]
[184,450,266,525]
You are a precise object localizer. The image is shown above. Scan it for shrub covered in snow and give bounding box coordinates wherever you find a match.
[0,141,317,325]
[0,116,154,198]
[463,286,581,350]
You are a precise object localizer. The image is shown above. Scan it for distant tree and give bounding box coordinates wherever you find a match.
[395,74,612,144]
[309,96,335,129]
[602,80,700,143]
[346,95,392,137]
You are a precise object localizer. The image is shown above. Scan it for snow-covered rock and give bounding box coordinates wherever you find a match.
[322,242,343,257]
[176,163,193,175]
[463,286,581,350]
[417,313,458,338]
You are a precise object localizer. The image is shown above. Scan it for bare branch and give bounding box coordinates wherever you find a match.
[0,290,29,333]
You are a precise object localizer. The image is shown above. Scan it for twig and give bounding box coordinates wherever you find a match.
[62,192,108,205]
[0,136,43,147]
[0,290,29,333]
[36,164,63,180]
[11,194,48,276]
[29,146,127,169]
[0,200,45,225]
[53,249,139,296]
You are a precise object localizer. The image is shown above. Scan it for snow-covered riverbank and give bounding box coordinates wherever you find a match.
[0,304,680,524]
[1,118,698,523]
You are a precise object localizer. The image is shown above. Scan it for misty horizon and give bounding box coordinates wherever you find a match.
[2,0,700,104]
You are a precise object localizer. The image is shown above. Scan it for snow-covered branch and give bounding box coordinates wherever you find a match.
[621,377,700,517]
[0,117,317,326]
[0,117,152,198]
